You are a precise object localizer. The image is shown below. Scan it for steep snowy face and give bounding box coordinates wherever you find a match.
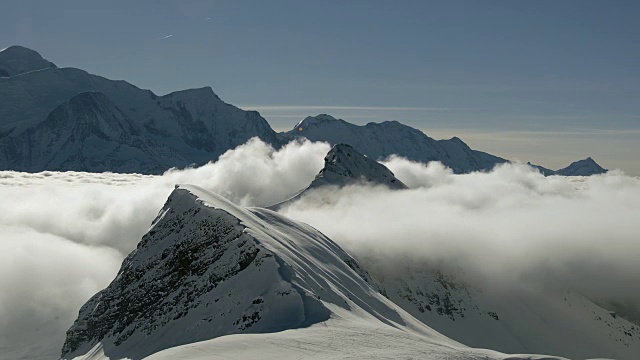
[0,91,185,173]
[0,46,56,77]
[313,144,407,189]
[61,185,423,360]
[556,157,607,176]
[285,114,507,174]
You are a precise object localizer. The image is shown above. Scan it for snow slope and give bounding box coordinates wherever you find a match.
[284,114,508,173]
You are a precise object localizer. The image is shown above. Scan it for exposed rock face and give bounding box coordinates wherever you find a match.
[61,185,408,360]
[284,114,508,174]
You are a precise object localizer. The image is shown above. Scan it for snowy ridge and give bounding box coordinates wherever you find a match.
[284,114,509,174]
[62,185,481,360]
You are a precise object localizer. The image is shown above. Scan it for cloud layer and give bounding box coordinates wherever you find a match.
[281,157,640,304]
[1,138,638,359]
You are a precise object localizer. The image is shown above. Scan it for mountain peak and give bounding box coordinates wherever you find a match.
[163,86,220,99]
[313,143,407,190]
[0,45,56,77]
[556,157,607,176]
[294,114,339,130]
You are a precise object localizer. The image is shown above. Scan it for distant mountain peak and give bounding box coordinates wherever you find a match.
[268,144,406,210]
[0,45,56,77]
[314,143,407,190]
[164,86,218,98]
[556,157,607,176]
[528,157,608,176]
[294,114,340,130]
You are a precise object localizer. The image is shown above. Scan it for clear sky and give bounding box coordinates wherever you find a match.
[1,0,639,174]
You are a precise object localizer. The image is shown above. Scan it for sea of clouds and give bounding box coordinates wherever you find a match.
[1,138,639,359]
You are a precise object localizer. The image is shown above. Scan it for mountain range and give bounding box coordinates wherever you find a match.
[0,45,606,175]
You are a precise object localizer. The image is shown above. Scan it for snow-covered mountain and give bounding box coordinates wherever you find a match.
[61,185,552,360]
[0,46,610,175]
[0,47,283,173]
[269,144,406,209]
[283,114,508,174]
[312,143,407,190]
[556,157,608,176]
[528,157,608,176]
[0,45,57,77]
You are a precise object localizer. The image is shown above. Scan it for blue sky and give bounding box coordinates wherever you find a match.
[1,0,639,173]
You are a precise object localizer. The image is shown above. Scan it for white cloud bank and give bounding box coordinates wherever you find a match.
[0,138,639,359]
[281,157,640,305]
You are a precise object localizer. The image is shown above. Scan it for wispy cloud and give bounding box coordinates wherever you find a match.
[238,105,458,112]
[157,34,173,40]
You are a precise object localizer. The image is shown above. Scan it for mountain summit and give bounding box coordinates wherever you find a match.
[0,45,56,77]
[528,157,608,176]
[556,157,607,176]
[269,144,406,209]
[312,144,407,190]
